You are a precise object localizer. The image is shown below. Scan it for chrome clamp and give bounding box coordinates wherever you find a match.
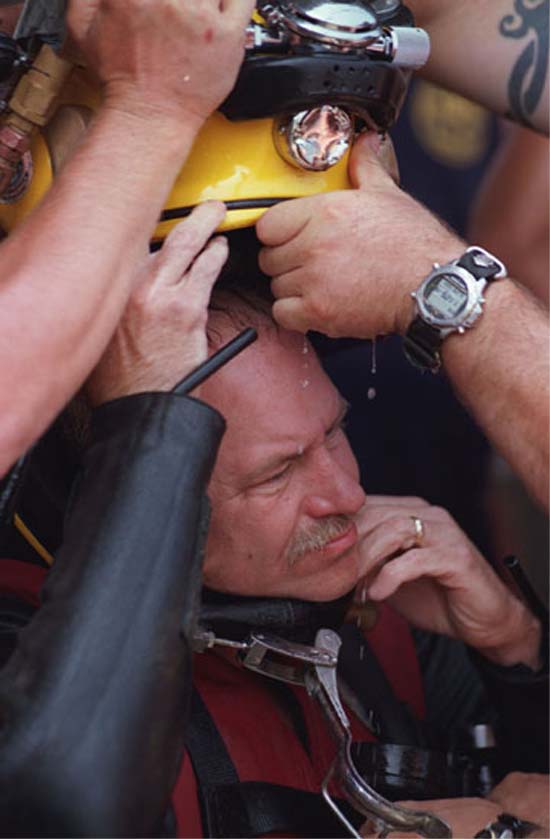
[193,626,451,838]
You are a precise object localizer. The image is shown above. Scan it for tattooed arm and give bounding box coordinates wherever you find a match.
[407,0,549,133]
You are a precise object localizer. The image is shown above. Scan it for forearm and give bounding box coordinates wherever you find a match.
[0,105,202,476]
[407,0,549,133]
[0,393,225,837]
[440,279,549,510]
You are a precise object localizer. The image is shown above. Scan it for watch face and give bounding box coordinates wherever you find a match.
[424,274,468,320]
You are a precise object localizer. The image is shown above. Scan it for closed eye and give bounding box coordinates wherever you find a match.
[326,409,349,447]
[264,462,293,484]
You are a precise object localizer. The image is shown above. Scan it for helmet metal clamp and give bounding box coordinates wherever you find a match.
[237,1,430,172]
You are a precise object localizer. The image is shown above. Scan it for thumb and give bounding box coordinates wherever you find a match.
[349,132,398,191]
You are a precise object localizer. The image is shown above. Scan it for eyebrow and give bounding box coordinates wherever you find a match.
[244,398,350,486]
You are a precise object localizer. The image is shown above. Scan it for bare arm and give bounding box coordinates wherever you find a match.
[441,277,549,511]
[407,0,549,133]
[0,0,254,477]
[257,134,550,509]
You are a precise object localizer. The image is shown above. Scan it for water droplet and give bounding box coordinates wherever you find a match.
[301,379,310,389]
[371,336,377,375]
[302,341,309,355]
[297,445,304,456]
[356,615,362,629]
[360,587,367,605]
[359,645,365,661]
[367,387,376,400]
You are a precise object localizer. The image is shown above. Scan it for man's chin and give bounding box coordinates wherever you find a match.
[283,543,362,603]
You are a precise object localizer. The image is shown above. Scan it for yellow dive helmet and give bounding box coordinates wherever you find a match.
[0,1,430,241]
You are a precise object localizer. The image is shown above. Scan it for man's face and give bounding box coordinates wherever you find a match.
[201,319,366,602]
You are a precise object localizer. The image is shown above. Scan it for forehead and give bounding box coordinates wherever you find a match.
[201,325,342,477]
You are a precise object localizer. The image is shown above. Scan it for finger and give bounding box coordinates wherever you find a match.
[259,237,305,278]
[256,198,313,247]
[349,132,396,192]
[185,236,229,301]
[271,269,306,300]
[155,201,227,286]
[378,135,401,185]
[355,504,434,543]
[358,517,423,576]
[368,548,445,600]
[364,495,431,510]
[272,297,311,333]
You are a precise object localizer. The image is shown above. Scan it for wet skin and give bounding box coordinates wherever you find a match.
[201,321,367,602]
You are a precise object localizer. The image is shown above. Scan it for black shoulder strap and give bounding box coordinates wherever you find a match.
[338,623,428,747]
[185,688,251,838]
[185,687,360,838]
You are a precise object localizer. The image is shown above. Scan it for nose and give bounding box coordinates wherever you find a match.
[303,447,366,520]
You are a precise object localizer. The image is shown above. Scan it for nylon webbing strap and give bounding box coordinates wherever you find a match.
[185,688,251,838]
[185,687,360,838]
[338,623,427,747]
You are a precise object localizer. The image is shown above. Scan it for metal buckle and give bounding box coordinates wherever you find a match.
[194,625,452,838]
[465,246,508,279]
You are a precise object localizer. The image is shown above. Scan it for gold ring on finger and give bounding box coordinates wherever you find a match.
[410,515,425,547]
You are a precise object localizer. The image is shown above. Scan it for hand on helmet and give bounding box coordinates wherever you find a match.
[86,201,228,405]
[354,495,542,670]
[67,0,256,127]
[256,133,462,339]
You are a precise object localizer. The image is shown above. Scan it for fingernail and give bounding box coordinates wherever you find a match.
[200,200,226,215]
[360,131,383,155]
[212,235,228,248]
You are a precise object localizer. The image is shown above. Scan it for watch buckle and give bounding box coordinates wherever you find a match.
[465,246,507,279]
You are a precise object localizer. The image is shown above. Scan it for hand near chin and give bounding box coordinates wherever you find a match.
[86,202,228,406]
[354,496,542,670]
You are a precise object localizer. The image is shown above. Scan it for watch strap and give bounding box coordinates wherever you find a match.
[456,247,506,281]
[402,316,442,372]
[474,812,541,838]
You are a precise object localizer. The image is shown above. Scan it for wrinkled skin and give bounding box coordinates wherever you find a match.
[67,0,255,127]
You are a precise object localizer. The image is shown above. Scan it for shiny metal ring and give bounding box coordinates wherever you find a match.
[410,515,425,547]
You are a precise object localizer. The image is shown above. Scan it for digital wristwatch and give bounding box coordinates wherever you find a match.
[403,246,507,373]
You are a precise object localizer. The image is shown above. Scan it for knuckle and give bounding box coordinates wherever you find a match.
[308,293,328,323]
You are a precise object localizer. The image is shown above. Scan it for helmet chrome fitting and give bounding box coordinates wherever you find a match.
[0,1,429,237]
[224,1,430,172]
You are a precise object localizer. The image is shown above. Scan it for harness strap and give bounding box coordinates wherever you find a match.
[338,622,428,747]
[185,688,251,837]
[185,688,361,838]
[214,782,362,839]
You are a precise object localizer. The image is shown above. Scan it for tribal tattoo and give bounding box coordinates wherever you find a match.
[499,0,549,128]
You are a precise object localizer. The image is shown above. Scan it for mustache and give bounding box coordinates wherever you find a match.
[286,515,352,566]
